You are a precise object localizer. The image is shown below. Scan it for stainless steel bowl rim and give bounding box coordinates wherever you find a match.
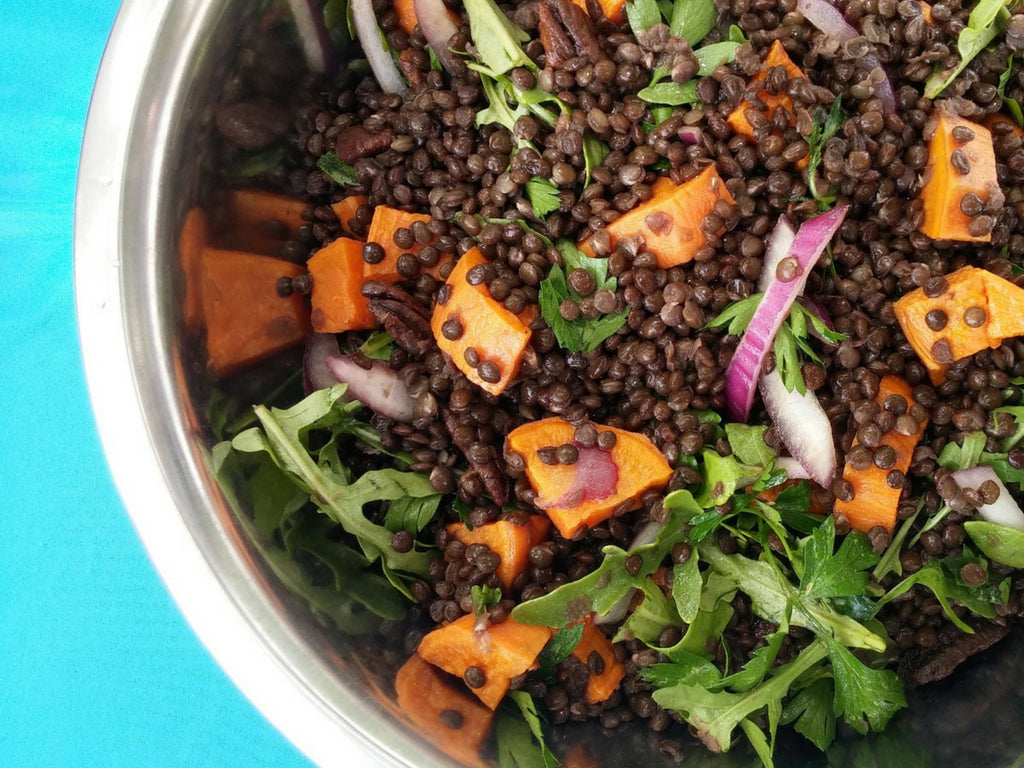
[73,4,444,766]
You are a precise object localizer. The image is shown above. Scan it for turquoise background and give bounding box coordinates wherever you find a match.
[0,3,312,765]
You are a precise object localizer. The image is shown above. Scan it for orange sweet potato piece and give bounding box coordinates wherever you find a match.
[570,0,626,23]
[893,266,1024,384]
[726,40,806,141]
[395,654,494,768]
[984,112,1024,137]
[505,418,673,539]
[446,516,551,589]
[430,248,533,395]
[833,376,927,534]
[198,248,310,376]
[307,236,376,333]
[417,614,553,710]
[918,110,998,242]
[366,205,431,279]
[393,0,461,35]
[570,618,626,704]
[330,194,368,239]
[225,189,308,255]
[602,164,735,269]
[181,206,210,331]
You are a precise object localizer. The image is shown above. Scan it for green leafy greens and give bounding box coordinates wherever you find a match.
[538,241,628,353]
[924,0,1017,98]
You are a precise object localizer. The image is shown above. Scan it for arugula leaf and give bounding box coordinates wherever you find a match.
[626,0,663,33]
[718,620,789,693]
[873,507,920,581]
[653,639,829,754]
[614,578,683,644]
[781,677,836,752]
[637,80,700,106]
[800,517,879,601]
[526,176,562,218]
[582,132,610,187]
[998,55,1024,126]
[964,520,1024,567]
[641,653,722,688]
[937,430,987,470]
[669,0,717,46]
[472,584,503,615]
[318,151,359,186]
[537,241,627,353]
[463,0,534,74]
[805,100,845,209]
[229,385,438,592]
[660,571,736,660]
[672,554,703,623]
[924,0,1014,98]
[536,623,585,678]
[358,330,394,360]
[879,562,976,632]
[827,640,906,735]
[512,492,703,627]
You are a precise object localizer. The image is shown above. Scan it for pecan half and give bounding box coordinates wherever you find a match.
[537,0,601,68]
[362,281,433,356]
[334,124,395,163]
[442,408,510,506]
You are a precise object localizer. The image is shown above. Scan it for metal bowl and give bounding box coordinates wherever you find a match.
[74,2,1024,767]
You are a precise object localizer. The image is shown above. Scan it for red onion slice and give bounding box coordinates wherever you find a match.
[326,354,417,422]
[535,444,619,509]
[677,126,704,145]
[287,0,337,74]
[724,205,849,423]
[303,332,342,394]
[952,466,1024,532]
[350,0,407,95]
[757,215,797,293]
[795,0,896,113]
[759,368,837,487]
[774,456,812,481]
[413,0,461,72]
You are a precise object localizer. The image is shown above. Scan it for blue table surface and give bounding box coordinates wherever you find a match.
[0,3,313,766]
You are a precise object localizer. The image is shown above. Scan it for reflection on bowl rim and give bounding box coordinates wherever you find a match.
[73,2,455,766]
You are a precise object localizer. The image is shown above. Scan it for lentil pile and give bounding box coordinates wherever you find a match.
[205,0,1024,763]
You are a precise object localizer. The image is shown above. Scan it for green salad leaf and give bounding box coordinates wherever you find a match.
[526,176,562,218]
[318,151,359,186]
[924,0,1015,98]
[464,0,534,74]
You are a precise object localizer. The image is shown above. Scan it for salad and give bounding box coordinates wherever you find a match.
[184,0,1024,764]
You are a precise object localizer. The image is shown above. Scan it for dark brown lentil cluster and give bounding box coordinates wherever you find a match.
[213,0,1024,755]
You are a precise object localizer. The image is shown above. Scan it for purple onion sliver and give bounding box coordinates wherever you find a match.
[287,0,337,73]
[796,0,858,40]
[759,368,837,487]
[952,466,1024,532]
[724,204,849,422]
[325,354,418,422]
[303,332,342,394]
[757,215,796,293]
[350,0,407,94]
[677,126,704,145]
[414,0,460,72]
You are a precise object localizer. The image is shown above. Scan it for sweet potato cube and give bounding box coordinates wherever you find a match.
[602,164,735,269]
[417,614,553,709]
[307,236,376,332]
[446,516,551,589]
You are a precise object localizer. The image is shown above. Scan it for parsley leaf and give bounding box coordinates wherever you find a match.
[626,0,663,33]
[497,692,559,768]
[805,99,845,209]
[471,584,503,615]
[526,176,562,218]
[537,241,627,353]
[781,677,836,752]
[637,80,699,106]
[669,0,717,46]
[582,132,610,187]
[536,623,585,678]
[828,641,906,735]
[694,41,743,76]
[799,517,878,601]
[706,293,763,335]
[724,423,775,467]
[463,0,534,74]
[317,152,359,186]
